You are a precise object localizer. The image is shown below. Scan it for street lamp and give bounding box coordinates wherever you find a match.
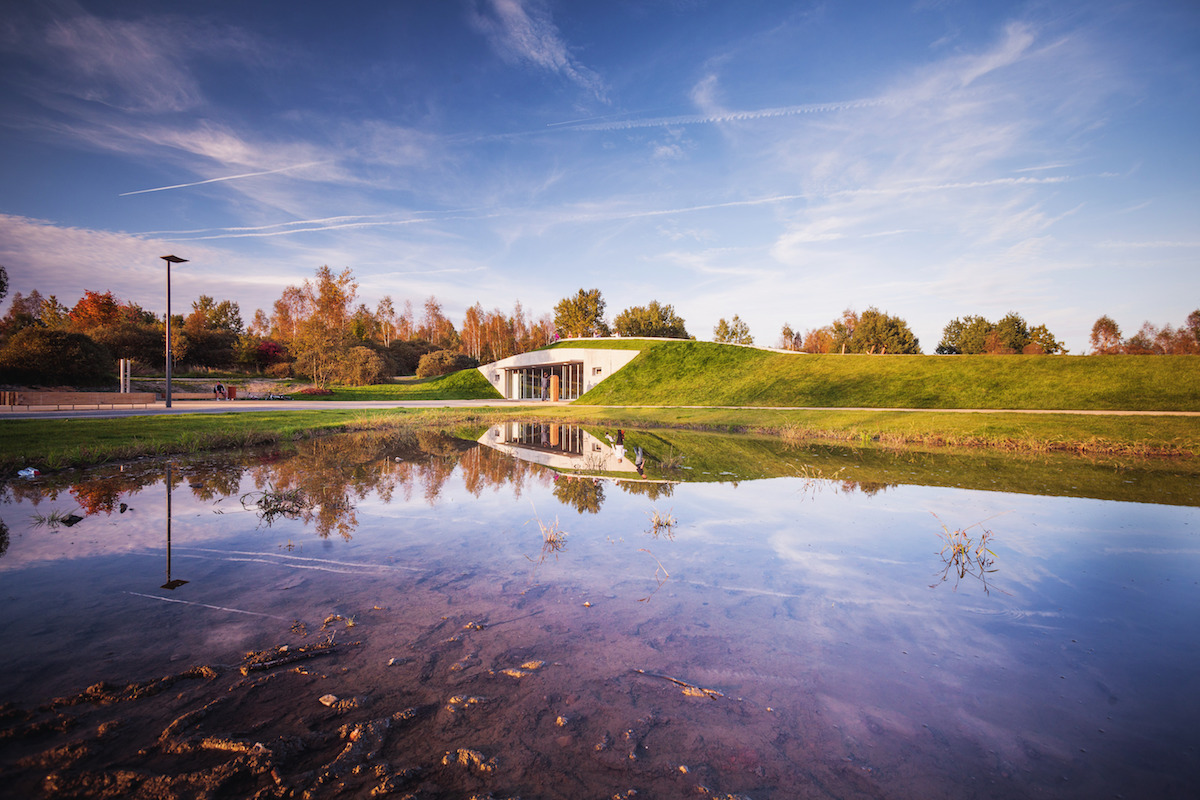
[160,255,188,408]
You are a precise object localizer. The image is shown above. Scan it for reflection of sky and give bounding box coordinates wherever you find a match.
[3,455,1199,791]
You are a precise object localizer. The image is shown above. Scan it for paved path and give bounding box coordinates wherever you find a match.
[2,399,1197,421]
[0,398,564,420]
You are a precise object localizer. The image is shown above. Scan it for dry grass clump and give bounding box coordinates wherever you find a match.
[646,507,677,539]
[240,484,311,526]
[526,504,568,567]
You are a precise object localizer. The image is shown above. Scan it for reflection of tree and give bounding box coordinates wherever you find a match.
[553,475,605,514]
[839,479,893,497]
[7,427,562,542]
[617,481,675,501]
[0,519,9,558]
[69,475,133,515]
[178,463,244,501]
[459,447,554,499]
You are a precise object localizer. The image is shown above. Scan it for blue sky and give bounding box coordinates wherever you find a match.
[1,0,1197,353]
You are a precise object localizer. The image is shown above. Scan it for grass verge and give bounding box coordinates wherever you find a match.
[288,369,501,401]
[2,404,1197,474]
[571,341,1200,411]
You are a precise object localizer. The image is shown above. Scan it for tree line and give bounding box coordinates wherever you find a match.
[0,264,555,387]
[0,262,1194,389]
[1089,313,1200,355]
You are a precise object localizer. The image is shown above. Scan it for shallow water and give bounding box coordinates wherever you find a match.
[1,427,1198,798]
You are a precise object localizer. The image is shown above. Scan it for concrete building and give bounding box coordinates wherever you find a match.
[477,422,638,474]
[476,343,642,401]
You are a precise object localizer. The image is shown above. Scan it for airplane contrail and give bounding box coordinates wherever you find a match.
[119,161,326,196]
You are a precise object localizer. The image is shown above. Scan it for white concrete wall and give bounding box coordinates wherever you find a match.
[477,345,641,399]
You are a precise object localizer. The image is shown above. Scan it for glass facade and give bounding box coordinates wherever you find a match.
[506,362,584,400]
[500,421,585,455]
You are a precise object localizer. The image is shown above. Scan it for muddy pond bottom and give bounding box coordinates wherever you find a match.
[1,432,1199,799]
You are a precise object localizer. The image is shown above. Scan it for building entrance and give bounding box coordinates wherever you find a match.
[506,362,583,400]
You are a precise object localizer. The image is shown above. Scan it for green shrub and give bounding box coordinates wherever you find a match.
[416,349,478,378]
[337,346,390,386]
[0,328,115,386]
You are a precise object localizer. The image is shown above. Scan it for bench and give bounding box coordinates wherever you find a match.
[2,391,158,410]
[170,392,221,400]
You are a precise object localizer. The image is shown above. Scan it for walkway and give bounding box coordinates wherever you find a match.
[2,399,1197,421]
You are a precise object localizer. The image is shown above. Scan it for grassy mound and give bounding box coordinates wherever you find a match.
[572,341,1200,411]
[290,368,502,401]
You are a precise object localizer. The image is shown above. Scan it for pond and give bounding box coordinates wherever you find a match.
[1,423,1198,799]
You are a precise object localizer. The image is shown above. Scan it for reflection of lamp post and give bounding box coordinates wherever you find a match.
[160,255,188,408]
[162,463,187,590]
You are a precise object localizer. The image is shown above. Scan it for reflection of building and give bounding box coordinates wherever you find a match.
[477,345,641,400]
[478,423,638,474]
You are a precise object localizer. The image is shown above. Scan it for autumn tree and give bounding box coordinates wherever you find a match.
[290,266,358,387]
[778,324,801,351]
[418,296,459,351]
[554,289,609,338]
[0,290,45,338]
[1024,324,1067,355]
[832,307,919,354]
[183,295,243,367]
[1089,316,1123,354]
[713,315,753,345]
[614,301,689,338]
[801,326,834,353]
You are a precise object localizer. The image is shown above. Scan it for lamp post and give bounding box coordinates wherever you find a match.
[160,255,188,408]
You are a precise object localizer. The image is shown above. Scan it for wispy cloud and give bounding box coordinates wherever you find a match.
[468,0,607,101]
[42,14,202,113]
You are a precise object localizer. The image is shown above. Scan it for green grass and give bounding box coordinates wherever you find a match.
[289,369,502,401]
[3,404,1198,474]
[600,426,1200,507]
[543,337,673,351]
[572,341,1200,411]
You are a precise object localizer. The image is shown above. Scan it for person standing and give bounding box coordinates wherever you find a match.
[541,371,549,401]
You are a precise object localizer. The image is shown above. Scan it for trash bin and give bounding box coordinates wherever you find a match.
[226,386,237,400]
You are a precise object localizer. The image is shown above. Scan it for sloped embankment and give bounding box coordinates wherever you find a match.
[572,341,1200,411]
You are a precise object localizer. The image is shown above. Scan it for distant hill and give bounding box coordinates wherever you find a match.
[555,340,1200,411]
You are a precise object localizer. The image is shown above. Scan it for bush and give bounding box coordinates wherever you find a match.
[389,339,438,375]
[0,328,115,386]
[336,346,390,386]
[266,362,293,378]
[416,349,478,378]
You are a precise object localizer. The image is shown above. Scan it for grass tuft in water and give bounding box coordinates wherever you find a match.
[930,512,1010,596]
[241,485,311,526]
[527,504,568,567]
[646,507,677,539]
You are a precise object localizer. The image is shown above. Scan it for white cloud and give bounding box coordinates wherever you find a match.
[468,0,608,101]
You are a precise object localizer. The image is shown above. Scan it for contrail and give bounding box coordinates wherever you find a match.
[125,590,289,619]
[559,98,887,132]
[119,161,326,196]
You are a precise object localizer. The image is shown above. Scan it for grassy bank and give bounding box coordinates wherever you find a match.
[3,404,1197,474]
[561,340,1200,411]
[289,369,501,401]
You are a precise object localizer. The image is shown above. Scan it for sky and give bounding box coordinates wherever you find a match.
[1,0,1197,354]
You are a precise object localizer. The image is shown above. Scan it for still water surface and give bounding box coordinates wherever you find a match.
[1,425,1197,798]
